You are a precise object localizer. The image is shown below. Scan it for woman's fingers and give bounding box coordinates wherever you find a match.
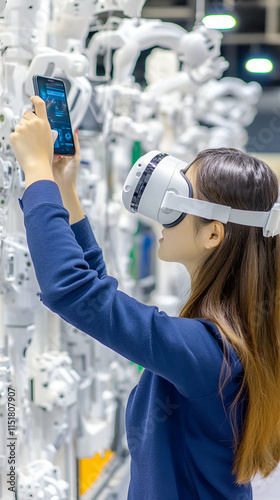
[73,130,81,158]
[23,110,37,121]
[53,155,62,163]
[30,96,48,121]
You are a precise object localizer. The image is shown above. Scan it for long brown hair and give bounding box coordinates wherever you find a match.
[179,148,280,484]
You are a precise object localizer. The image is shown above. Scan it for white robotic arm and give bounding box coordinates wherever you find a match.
[112,19,187,83]
[58,73,92,131]
[48,0,147,53]
[87,18,186,82]
[112,21,228,84]
[24,47,89,95]
[144,72,198,100]
[195,77,262,128]
[180,25,229,83]
[17,460,69,500]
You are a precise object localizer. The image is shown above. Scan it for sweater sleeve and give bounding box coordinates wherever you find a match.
[19,180,232,399]
[70,216,107,279]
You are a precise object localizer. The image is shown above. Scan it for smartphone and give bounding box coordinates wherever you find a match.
[32,75,76,156]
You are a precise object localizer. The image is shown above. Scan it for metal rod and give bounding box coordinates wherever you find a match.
[265,0,279,36]
[196,0,206,24]
[224,0,235,8]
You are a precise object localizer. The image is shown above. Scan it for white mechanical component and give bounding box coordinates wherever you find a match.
[208,125,248,150]
[64,0,147,17]
[77,360,117,457]
[0,107,17,158]
[63,324,94,378]
[87,18,186,82]
[23,48,91,131]
[17,459,68,500]
[77,389,117,458]
[63,73,92,132]
[195,77,262,128]
[7,325,34,469]
[51,0,147,17]
[1,235,38,307]
[111,116,163,150]
[145,47,179,86]
[0,0,49,51]
[94,83,141,116]
[29,351,80,412]
[76,165,100,213]
[0,157,13,214]
[109,21,228,84]
[144,70,198,102]
[173,124,210,161]
[112,19,184,83]
[179,25,229,82]
[24,47,90,93]
[48,0,147,55]
[94,83,163,153]
[8,324,34,383]
[49,2,92,50]
[143,55,260,159]
[121,0,147,18]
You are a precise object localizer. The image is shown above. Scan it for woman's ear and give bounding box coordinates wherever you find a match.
[206,221,225,250]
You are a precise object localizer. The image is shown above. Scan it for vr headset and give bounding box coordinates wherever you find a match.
[122,151,280,238]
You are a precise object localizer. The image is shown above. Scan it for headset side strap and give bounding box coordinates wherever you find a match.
[162,192,232,223]
[162,192,272,229]
[262,203,280,237]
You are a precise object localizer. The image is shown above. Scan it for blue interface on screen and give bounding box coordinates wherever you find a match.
[37,78,74,155]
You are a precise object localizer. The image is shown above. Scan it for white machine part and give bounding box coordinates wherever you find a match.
[143,52,261,157]
[17,459,69,500]
[195,77,262,128]
[180,25,229,83]
[48,0,148,54]
[29,351,80,412]
[1,235,39,307]
[51,0,147,20]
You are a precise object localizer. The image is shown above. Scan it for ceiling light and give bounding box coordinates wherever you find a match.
[245,58,273,74]
[202,14,237,30]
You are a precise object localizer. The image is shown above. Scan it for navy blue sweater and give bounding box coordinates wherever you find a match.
[19,180,252,500]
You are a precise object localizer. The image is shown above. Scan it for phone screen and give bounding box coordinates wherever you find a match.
[33,75,75,156]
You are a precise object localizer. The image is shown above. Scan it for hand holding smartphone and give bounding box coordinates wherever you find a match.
[32,75,76,157]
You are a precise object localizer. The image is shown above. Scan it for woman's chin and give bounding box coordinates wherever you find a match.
[157,247,172,262]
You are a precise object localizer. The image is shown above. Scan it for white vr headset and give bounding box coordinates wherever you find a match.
[122,150,280,238]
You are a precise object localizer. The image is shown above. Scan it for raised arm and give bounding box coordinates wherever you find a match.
[70,216,107,279]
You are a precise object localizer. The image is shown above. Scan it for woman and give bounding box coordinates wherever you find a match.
[9,96,280,499]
